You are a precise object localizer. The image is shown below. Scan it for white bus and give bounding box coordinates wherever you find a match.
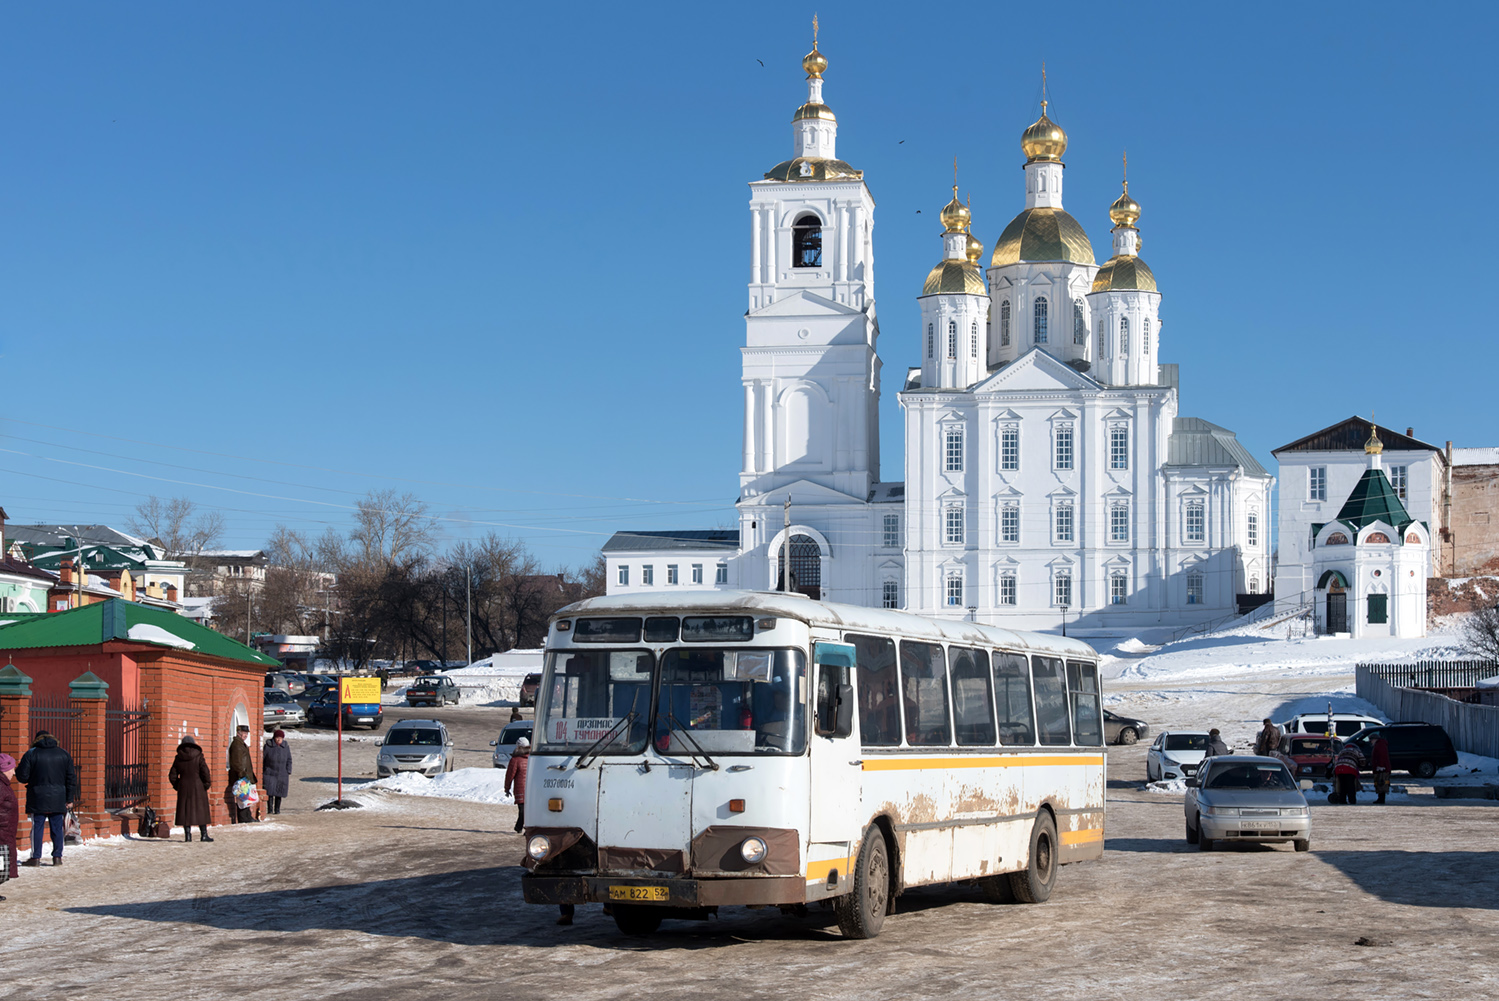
[521,591,1106,938]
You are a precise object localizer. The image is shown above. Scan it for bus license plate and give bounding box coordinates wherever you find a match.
[608,886,669,902]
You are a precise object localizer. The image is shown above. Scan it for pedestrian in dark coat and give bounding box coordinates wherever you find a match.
[1,752,20,893]
[1253,719,1283,757]
[261,731,292,815]
[168,736,214,842]
[504,737,530,834]
[227,725,257,823]
[1205,729,1230,757]
[15,731,78,866]
[1371,737,1392,805]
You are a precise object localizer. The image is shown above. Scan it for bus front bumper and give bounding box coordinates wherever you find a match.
[522,874,805,907]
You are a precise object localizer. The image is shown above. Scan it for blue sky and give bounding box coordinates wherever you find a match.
[2,2,1495,571]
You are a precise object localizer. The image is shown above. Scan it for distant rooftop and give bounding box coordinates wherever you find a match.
[1274,417,1440,455]
[1167,417,1269,477]
[602,530,740,553]
[1452,447,1499,467]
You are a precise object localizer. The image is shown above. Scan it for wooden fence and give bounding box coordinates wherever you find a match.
[1357,666,1499,760]
[1358,660,1499,689]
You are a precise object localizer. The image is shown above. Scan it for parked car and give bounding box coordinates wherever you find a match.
[407,675,461,708]
[1146,730,1211,782]
[1279,712,1382,738]
[1104,709,1149,745]
[377,719,455,777]
[490,721,533,768]
[1184,755,1311,852]
[307,691,383,730]
[262,688,307,730]
[295,681,338,711]
[264,672,306,696]
[1278,733,1339,779]
[1343,722,1459,778]
[519,673,542,707]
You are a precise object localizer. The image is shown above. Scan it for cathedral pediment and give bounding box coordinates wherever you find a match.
[971,349,1101,394]
[749,289,864,318]
[754,478,869,506]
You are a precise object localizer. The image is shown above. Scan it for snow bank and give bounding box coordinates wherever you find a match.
[127,623,195,650]
[1144,778,1187,794]
[352,767,513,805]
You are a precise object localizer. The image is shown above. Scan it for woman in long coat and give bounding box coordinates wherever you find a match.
[1,752,20,894]
[168,736,214,843]
[261,730,292,816]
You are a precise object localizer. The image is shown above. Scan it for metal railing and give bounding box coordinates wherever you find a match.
[105,707,151,808]
[1358,661,1499,690]
[1357,665,1499,759]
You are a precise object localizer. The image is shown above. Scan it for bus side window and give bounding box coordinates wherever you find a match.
[847,633,900,746]
[992,651,1035,745]
[1031,656,1072,746]
[949,646,995,745]
[899,640,951,746]
[1066,661,1104,746]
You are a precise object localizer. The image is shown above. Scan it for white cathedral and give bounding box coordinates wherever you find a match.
[603,40,1273,630]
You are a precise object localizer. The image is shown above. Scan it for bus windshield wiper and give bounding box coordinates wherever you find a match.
[576,711,637,769]
[666,712,720,771]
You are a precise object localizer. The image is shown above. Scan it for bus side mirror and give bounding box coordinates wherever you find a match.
[834,683,854,738]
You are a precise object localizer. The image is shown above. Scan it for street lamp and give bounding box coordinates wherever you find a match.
[1061,603,1070,637]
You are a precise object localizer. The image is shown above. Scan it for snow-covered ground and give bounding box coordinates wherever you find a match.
[350,766,513,805]
[382,650,543,707]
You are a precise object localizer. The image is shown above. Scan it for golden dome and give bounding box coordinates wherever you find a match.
[1090,255,1158,293]
[1021,101,1068,162]
[803,47,828,78]
[1365,426,1384,455]
[965,230,984,263]
[762,157,863,182]
[940,187,970,233]
[922,260,986,296]
[792,101,837,122]
[991,207,1095,267]
[1109,184,1141,228]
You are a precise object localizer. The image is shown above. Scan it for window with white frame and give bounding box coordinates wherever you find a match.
[1000,427,1019,470]
[1390,465,1408,501]
[1185,501,1205,543]
[1034,296,1048,344]
[1110,426,1128,469]
[1055,501,1075,543]
[715,563,728,584]
[1000,301,1011,346]
[999,573,1017,605]
[927,323,934,358]
[691,563,703,584]
[1110,574,1128,605]
[618,565,630,586]
[970,321,978,358]
[945,574,964,607]
[1247,512,1259,548]
[641,565,654,585]
[882,579,899,609]
[1120,316,1130,354]
[1053,572,1072,607]
[1110,502,1129,543]
[1249,575,1260,593]
[883,513,900,548]
[1309,466,1327,501]
[1001,504,1020,543]
[1186,571,1204,605]
[947,320,957,359]
[1143,316,1151,355]
[945,505,965,545]
[666,564,679,585]
[944,427,964,472]
[1054,425,1074,470]
[1073,299,1086,345]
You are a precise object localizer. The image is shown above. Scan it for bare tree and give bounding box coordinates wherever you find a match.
[351,489,438,567]
[127,495,225,560]
[1463,603,1499,660]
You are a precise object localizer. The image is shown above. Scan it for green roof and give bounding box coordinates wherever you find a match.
[0,599,279,667]
[1335,467,1413,533]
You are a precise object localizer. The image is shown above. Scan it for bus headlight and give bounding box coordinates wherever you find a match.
[740,837,768,864]
[527,835,551,861]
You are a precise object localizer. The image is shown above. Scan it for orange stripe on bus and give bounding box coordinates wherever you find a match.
[805,857,851,882]
[1060,828,1104,845]
[861,755,1104,771]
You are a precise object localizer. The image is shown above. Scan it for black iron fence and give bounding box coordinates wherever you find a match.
[105,706,150,808]
[29,695,81,757]
[1358,661,1499,690]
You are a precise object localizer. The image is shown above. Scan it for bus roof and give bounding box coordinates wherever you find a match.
[551,590,1100,661]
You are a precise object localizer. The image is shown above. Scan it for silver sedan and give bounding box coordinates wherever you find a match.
[1184,755,1311,852]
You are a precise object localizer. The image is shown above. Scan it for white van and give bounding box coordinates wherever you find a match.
[1279,712,1382,738]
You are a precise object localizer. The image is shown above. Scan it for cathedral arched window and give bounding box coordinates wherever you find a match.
[1034,297,1048,344]
[1073,299,1086,345]
[1000,301,1011,347]
[927,323,933,358]
[792,214,822,268]
[1120,316,1130,354]
[1143,316,1151,355]
[971,321,979,358]
[947,320,957,359]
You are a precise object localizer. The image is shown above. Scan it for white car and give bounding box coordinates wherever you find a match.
[1279,712,1382,738]
[491,721,533,768]
[1146,730,1212,782]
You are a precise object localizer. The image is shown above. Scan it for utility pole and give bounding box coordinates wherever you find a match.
[246,586,252,644]
[465,563,473,666]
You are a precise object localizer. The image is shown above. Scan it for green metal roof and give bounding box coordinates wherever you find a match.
[1334,467,1413,533]
[0,599,279,666]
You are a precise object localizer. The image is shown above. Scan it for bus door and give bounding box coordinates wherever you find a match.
[809,642,861,867]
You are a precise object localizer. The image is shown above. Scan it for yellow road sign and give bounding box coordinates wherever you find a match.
[341,677,382,703]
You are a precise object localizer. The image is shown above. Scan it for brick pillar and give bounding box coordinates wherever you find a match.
[1,664,34,854]
[69,671,110,840]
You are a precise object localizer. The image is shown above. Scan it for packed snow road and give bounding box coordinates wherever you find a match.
[2,739,1496,1000]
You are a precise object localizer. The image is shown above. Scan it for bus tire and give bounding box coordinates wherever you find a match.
[834,826,889,939]
[611,904,663,937]
[1007,812,1058,904]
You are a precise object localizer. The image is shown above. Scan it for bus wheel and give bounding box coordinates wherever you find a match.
[612,904,663,937]
[1007,812,1058,904]
[834,826,889,939]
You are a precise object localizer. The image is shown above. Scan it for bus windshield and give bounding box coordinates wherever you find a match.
[536,649,654,754]
[655,648,806,755]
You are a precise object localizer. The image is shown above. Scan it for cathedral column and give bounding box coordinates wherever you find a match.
[751,208,763,284]
[743,383,757,473]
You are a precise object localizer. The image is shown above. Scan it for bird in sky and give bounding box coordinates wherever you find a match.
[756,59,764,66]
[898,140,904,144]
